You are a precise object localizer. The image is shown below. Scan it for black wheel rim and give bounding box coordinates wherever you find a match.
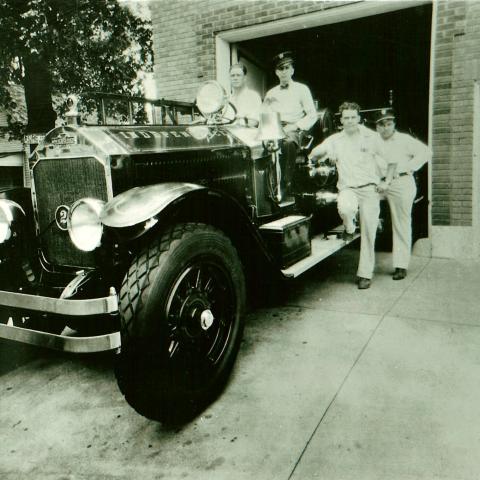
[164,257,236,388]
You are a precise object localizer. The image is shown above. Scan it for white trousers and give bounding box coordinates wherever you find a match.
[385,175,417,269]
[337,186,380,279]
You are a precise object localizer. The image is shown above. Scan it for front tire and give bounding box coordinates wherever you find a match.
[115,223,245,422]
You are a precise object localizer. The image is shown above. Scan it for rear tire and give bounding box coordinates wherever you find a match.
[115,223,245,423]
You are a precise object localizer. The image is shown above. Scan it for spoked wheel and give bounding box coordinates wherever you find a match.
[115,223,245,423]
[165,261,236,385]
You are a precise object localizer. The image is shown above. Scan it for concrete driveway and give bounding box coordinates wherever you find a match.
[1,248,479,480]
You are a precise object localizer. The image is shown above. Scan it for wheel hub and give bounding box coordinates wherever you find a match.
[178,290,215,337]
[200,309,214,330]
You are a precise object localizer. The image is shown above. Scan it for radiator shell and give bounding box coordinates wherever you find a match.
[32,156,110,269]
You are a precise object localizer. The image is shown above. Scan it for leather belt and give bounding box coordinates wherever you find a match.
[381,172,411,181]
[350,183,377,189]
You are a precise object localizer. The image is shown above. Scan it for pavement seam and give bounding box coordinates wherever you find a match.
[282,303,394,317]
[370,255,432,321]
[388,312,480,329]
[286,312,386,480]
[286,257,433,480]
[283,258,432,315]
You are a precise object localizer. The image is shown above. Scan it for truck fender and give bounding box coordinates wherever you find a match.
[101,182,205,229]
[101,183,278,279]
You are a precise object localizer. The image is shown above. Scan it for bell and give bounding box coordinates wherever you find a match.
[256,111,286,141]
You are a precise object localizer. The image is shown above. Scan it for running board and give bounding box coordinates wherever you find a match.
[0,323,121,353]
[281,229,359,278]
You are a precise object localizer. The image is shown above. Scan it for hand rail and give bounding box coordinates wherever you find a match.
[78,91,197,126]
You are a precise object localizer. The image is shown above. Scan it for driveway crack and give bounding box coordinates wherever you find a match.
[287,257,432,479]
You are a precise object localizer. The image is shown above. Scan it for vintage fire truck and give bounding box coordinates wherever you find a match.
[0,82,390,422]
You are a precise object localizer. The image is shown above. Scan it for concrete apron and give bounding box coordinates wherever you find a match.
[0,251,479,479]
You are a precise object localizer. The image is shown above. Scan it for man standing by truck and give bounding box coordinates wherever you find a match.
[374,108,432,280]
[309,102,381,290]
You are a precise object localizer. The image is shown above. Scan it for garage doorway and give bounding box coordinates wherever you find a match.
[222,2,432,240]
[234,4,432,141]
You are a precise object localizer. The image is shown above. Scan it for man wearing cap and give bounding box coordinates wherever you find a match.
[374,108,432,280]
[263,51,317,195]
[309,102,381,290]
[229,62,262,128]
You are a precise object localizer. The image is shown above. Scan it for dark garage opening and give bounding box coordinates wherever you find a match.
[236,3,432,240]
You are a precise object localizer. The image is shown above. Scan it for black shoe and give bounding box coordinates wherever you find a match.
[392,268,407,280]
[357,277,371,289]
[342,231,355,242]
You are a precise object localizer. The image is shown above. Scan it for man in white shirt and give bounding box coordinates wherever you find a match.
[374,108,432,280]
[263,52,317,195]
[229,63,262,128]
[309,102,381,289]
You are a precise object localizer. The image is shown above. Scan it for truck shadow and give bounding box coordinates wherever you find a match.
[0,338,116,378]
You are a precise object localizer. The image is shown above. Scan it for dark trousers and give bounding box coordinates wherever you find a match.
[280,130,301,194]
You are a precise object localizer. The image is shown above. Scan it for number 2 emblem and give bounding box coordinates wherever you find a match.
[55,205,70,231]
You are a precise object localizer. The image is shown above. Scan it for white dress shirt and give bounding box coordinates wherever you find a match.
[263,81,317,131]
[322,125,381,190]
[374,131,432,176]
[230,87,262,125]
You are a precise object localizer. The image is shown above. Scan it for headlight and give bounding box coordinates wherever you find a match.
[0,199,25,244]
[196,81,228,117]
[67,198,105,252]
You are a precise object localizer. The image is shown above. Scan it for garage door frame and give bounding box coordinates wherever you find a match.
[215,0,435,243]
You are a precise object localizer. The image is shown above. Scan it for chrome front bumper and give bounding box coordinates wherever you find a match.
[0,324,121,353]
[0,289,120,353]
[0,289,118,316]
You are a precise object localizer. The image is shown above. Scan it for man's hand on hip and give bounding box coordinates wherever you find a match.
[376,180,390,194]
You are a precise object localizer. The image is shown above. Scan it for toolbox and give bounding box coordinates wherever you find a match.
[259,215,311,269]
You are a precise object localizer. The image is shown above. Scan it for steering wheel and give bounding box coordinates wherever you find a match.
[207,101,237,125]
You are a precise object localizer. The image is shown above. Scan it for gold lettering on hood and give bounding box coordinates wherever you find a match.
[116,129,229,140]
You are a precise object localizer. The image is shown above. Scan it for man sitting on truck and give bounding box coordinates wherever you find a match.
[263,51,317,196]
[229,62,262,128]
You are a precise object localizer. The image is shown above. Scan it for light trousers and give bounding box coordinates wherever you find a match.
[385,175,417,269]
[337,186,380,279]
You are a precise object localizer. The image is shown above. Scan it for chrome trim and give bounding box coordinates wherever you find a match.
[0,324,120,353]
[0,290,118,316]
[101,182,205,228]
[30,154,113,270]
[281,229,360,278]
[54,204,70,231]
[79,127,129,157]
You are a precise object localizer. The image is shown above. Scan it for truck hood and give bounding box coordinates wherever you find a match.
[93,125,245,155]
[40,124,264,160]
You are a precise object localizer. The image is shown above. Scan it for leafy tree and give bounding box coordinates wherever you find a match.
[0,0,153,137]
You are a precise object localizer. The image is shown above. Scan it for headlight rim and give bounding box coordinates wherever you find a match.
[67,197,106,252]
[0,199,25,245]
[195,80,228,118]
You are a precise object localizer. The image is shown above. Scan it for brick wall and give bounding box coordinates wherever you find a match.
[150,0,346,102]
[151,0,480,230]
[431,0,479,227]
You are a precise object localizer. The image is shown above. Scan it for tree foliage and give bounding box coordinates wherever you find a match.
[0,0,153,136]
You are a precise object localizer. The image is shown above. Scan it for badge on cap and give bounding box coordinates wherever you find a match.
[274,51,294,68]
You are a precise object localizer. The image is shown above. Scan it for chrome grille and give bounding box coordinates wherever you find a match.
[32,156,109,268]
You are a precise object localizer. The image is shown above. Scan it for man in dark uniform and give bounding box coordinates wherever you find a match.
[263,52,317,196]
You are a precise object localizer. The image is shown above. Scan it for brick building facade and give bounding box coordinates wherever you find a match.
[150,0,480,259]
